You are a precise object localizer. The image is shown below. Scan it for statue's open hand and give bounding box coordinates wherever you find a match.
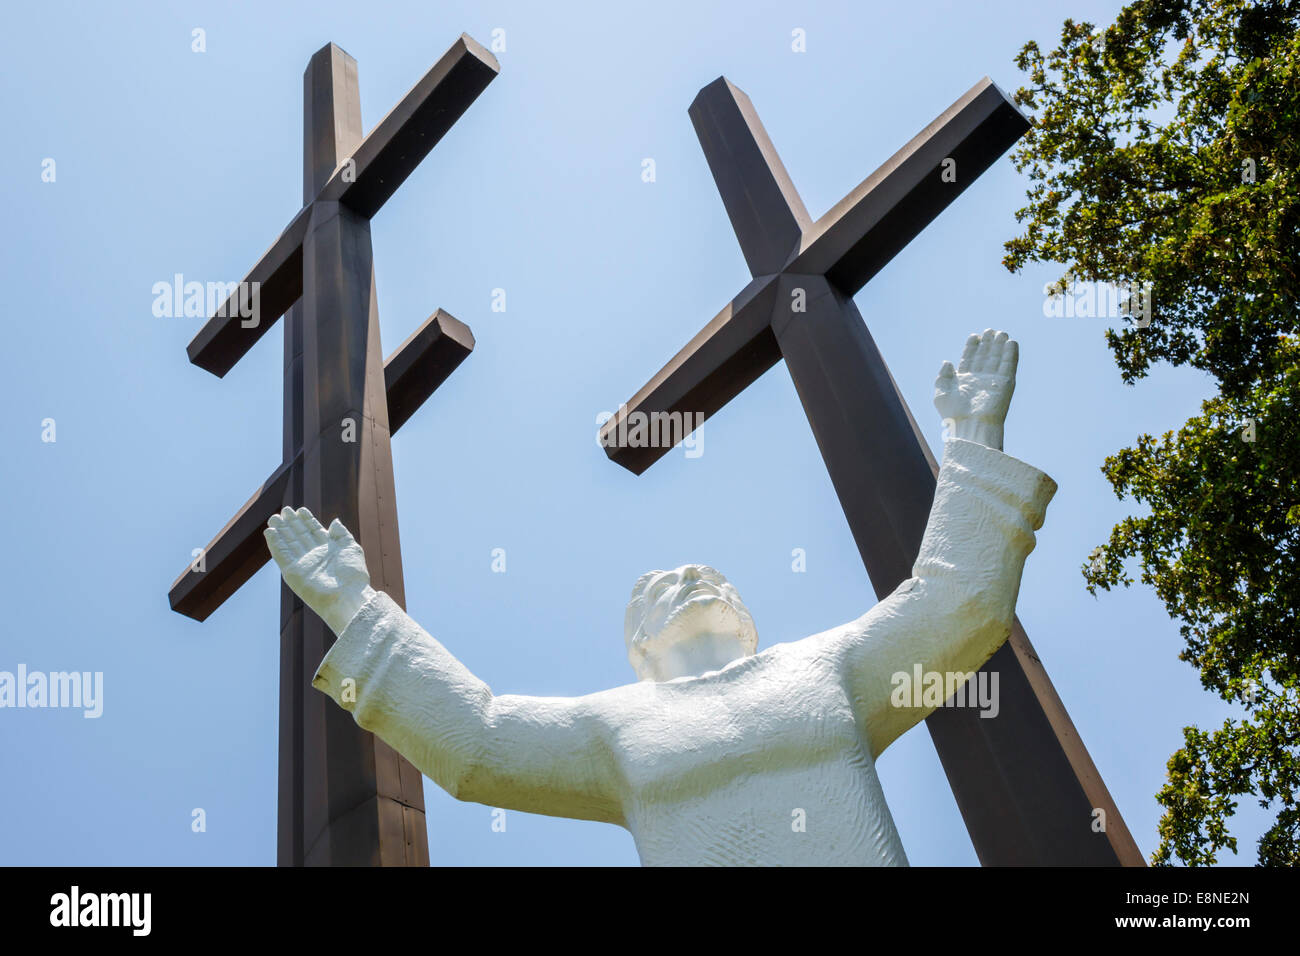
[264,507,374,636]
[933,329,1018,451]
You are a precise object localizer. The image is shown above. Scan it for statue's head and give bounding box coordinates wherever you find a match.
[623,564,758,682]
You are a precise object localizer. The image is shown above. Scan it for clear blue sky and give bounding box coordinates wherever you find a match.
[0,0,1267,865]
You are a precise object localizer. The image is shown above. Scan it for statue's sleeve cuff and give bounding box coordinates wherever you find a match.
[941,438,1058,532]
[310,589,398,706]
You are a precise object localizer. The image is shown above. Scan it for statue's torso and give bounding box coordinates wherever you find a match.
[601,635,908,866]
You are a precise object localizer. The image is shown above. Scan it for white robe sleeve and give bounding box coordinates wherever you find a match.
[311,593,625,826]
[832,437,1058,758]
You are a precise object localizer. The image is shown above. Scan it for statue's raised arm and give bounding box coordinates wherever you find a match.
[825,329,1058,759]
[265,509,625,826]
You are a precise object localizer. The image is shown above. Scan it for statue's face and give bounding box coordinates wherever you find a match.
[624,564,758,682]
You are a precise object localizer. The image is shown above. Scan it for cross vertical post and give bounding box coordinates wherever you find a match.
[169,36,496,866]
[282,43,419,867]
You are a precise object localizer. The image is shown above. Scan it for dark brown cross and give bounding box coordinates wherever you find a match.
[168,37,497,866]
[601,76,1144,865]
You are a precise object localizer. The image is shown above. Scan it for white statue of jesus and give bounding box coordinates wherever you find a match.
[265,329,1056,866]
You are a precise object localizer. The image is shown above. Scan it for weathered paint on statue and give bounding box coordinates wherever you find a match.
[266,329,1055,865]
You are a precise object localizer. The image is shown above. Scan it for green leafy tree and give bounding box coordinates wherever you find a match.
[1004,0,1299,865]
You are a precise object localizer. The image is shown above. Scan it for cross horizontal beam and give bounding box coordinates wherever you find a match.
[600,77,1028,474]
[170,309,474,621]
[602,275,779,475]
[316,34,500,217]
[790,77,1028,296]
[384,310,475,432]
[186,35,498,379]
[186,205,311,378]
